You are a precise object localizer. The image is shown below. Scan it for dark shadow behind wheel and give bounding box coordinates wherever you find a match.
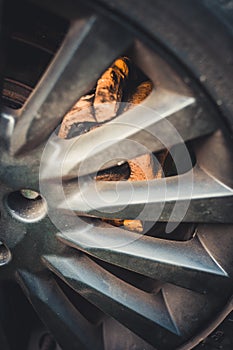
[0,1,233,349]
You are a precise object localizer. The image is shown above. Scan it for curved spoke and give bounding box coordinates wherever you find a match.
[43,252,181,348]
[161,284,219,336]
[9,15,132,154]
[43,87,219,180]
[59,166,233,223]
[197,224,233,275]
[57,224,229,294]
[16,270,103,350]
[39,88,189,178]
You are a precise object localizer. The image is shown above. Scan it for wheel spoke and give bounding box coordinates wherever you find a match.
[161,284,220,336]
[41,84,218,181]
[57,224,229,294]
[59,166,233,223]
[16,270,103,350]
[194,130,233,188]
[43,252,181,348]
[9,15,133,154]
[197,224,233,276]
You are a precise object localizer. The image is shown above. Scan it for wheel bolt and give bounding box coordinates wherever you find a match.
[0,242,11,266]
[20,189,40,200]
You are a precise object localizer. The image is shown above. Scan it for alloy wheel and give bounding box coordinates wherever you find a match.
[0,1,233,349]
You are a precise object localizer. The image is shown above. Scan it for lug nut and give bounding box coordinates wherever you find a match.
[20,189,40,200]
[0,242,11,266]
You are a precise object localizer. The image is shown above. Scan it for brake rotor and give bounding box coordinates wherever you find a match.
[59,57,168,233]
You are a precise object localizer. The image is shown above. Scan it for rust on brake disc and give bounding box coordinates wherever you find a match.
[59,57,167,233]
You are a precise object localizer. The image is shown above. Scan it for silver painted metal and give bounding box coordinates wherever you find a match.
[59,166,233,223]
[56,224,229,293]
[17,270,103,350]
[43,253,181,343]
[0,1,232,349]
[42,87,218,180]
